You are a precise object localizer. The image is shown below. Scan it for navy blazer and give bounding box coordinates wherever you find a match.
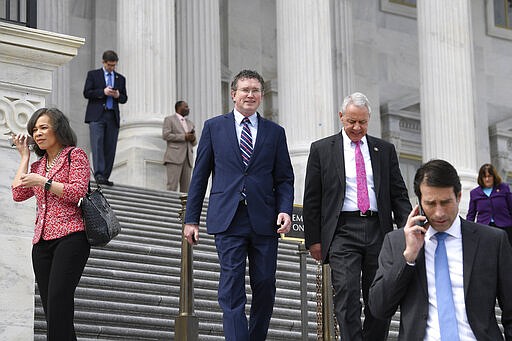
[83,68,127,127]
[185,112,294,236]
[369,219,512,341]
[467,183,512,228]
[303,132,412,262]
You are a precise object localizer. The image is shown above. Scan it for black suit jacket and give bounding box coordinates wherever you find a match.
[83,68,127,127]
[303,132,411,262]
[369,219,512,341]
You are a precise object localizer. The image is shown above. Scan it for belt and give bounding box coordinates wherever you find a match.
[342,210,378,217]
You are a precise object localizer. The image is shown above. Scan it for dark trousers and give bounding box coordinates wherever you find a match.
[32,231,90,341]
[89,110,119,179]
[214,203,278,341]
[328,214,389,341]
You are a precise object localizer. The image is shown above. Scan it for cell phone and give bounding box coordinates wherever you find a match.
[5,132,35,150]
[416,202,427,227]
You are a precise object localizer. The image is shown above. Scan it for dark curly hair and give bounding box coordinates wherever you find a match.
[230,69,265,92]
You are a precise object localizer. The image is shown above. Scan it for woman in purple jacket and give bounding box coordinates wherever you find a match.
[467,163,512,245]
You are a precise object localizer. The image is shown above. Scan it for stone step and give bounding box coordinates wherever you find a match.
[34,183,397,340]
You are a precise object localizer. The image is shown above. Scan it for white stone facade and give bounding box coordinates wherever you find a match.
[0,21,84,340]
[24,0,512,195]
[3,0,512,332]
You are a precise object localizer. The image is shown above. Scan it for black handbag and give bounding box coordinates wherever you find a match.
[79,183,121,246]
[67,149,121,246]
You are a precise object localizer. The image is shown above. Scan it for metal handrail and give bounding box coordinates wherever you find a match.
[174,194,198,340]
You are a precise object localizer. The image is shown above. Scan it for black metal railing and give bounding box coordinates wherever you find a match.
[0,0,37,28]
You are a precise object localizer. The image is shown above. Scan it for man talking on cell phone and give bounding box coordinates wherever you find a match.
[183,70,294,341]
[83,50,127,186]
[369,159,512,340]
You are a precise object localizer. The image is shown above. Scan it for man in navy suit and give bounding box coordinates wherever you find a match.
[83,50,127,186]
[184,70,294,341]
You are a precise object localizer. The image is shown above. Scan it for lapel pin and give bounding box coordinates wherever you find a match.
[374,147,379,152]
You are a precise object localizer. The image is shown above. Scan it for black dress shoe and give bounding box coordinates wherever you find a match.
[95,175,111,185]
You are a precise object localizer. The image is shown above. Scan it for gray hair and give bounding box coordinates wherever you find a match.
[341,92,372,116]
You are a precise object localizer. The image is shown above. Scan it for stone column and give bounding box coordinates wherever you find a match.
[489,123,512,181]
[37,0,70,114]
[332,0,354,110]
[115,0,176,190]
[175,0,222,130]
[0,22,83,340]
[276,0,336,203]
[417,0,477,212]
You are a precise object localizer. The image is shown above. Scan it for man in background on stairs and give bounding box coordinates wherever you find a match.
[303,92,412,341]
[83,50,128,186]
[183,69,294,341]
[369,159,512,340]
[162,100,197,192]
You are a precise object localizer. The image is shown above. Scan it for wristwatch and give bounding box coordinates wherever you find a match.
[44,179,53,191]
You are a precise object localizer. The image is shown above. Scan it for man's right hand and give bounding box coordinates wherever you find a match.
[402,205,429,263]
[184,224,199,245]
[309,243,322,262]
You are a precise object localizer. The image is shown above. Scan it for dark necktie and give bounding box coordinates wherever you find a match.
[355,140,370,213]
[435,232,460,340]
[106,72,113,109]
[240,117,253,199]
[240,117,253,167]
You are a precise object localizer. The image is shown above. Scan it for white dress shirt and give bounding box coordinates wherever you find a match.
[234,109,258,146]
[424,217,477,341]
[341,129,377,212]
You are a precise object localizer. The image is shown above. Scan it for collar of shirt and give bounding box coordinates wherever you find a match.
[233,108,258,146]
[234,109,258,127]
[342,128,368,149]
[103,68,113,76]
[425,215,462,242]
[175,113,185,121]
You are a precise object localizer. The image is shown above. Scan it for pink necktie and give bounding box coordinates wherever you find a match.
[355,141,370,213]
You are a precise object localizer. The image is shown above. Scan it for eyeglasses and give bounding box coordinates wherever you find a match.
[237,88,262,95]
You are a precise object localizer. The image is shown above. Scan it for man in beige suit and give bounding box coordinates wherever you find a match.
[162,101,197,192]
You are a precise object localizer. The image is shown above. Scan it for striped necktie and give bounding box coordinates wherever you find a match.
[240,117,253,199]
[240,117,253,167]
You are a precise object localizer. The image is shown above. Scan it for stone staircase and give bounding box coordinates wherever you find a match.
[33,183,329,340]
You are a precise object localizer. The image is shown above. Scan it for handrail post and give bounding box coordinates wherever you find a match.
[322,264,335,340]
[298,242,309,340]
[174,194,198,340]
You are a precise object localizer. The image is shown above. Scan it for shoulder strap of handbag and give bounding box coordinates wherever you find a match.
[67,146,96,193]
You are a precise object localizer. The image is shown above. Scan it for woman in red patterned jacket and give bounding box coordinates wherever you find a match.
[11,108,90,341]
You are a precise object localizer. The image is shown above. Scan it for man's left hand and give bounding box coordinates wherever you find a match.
[276,212,291,234]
